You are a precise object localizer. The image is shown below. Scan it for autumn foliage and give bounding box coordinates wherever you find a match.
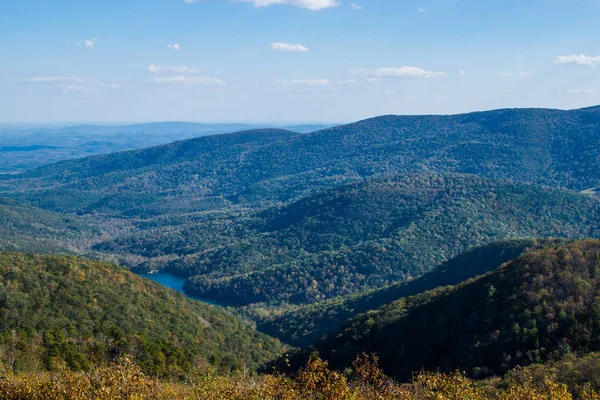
[0,353,590,400]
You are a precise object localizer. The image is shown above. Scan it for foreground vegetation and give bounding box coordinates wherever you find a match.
[3,352,599,400]
[0,253,285,378]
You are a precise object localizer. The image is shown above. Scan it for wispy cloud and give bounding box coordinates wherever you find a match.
[555,54,600,67]
[151,76,225,85]
[67,38,98,49]
[274,78,332,88]
[518,71,532,76]
[185,0,339,11]
[271,42,309,52]
[167,43,181,51]
[350,3,362,10]
[349,66,445,79]
[23,76,120,92]
[497,72,513,77]
[418,8,425,12]
[565,88,596,96]
[274,78,376,89]
[459,71,469,76]
[147,64,201,74]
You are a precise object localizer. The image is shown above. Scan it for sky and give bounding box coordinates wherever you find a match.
[0,0,599,123]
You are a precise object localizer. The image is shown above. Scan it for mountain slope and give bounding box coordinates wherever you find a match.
[2,107,600,215]
[1,128,298,214]
[305,239,600,380]
[0,253,286,376]
[248,238,566,347]
[0,197,101,253]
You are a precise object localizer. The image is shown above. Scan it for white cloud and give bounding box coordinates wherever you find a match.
[84,38,98,48]
[384,89,396,95]
[26,76,85,83]
[24,76,120,92]
[271,42,309,52]
[350,3,362,10]
[565,88,596,96]
[147,64,201,74]
[350,66,445,79]
[555,54,600,67]
[52,84,96,93]
[518,71,532,76]
[336,79,358,85]
[68,38,98,49]
[418,8,425,12]
[151,76,225,85]
[274,78,332,88]
[168,43,181,50]
[459,71,469,76]
[185,0,339,11]
[497,72,513,77]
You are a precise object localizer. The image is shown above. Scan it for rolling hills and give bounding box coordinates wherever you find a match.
[2,106,600,216]
[302,239,600,380]
[92,173,600,308]
[0,252,286,376]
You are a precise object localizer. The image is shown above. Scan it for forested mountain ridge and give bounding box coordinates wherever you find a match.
[301,239,600,380]
[0,128,299,214]
[2,107,600,216]
[93,173,600,308]
[247,238,566,347]
[0,253,286,377]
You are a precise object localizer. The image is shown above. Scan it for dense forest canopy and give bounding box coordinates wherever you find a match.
[247,238,567,347]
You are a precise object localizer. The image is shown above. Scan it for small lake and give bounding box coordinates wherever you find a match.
[140,272,225,307]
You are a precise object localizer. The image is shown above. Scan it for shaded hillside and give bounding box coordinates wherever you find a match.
[2,107,600,215]
[0,253,286,377]
[0,197,101,254]
[306,240,600,380]
[247,239,565,347]
[94,174,600,307]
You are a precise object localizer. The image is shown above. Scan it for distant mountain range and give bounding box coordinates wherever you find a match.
[0,122,336,173]
[3,106,599,216]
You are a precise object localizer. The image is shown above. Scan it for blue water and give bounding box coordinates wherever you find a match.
[140,272,225,307]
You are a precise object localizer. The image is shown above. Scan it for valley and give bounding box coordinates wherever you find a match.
[2,106,600,398]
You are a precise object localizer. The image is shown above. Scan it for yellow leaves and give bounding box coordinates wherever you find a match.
[0,353,590,400]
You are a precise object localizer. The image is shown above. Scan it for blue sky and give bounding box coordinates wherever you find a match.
[0,0,599,123]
